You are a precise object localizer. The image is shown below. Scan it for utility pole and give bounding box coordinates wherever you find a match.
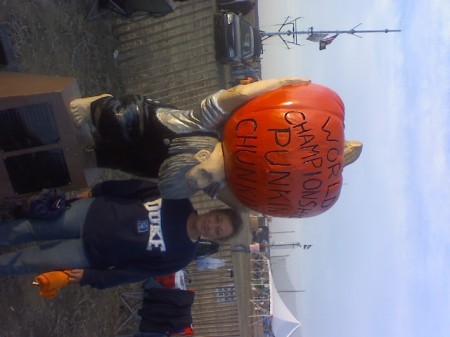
[277,290,306,293]
[269,242,301,249]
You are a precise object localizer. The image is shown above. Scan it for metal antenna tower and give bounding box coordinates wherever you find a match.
[260,17,401,49]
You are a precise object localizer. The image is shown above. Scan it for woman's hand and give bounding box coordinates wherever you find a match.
[67,269,85,284]
[218,77,311,112]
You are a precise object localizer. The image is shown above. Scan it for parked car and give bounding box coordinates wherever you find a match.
[216,0,255,16]
[86,0,177,20]
[213,11,262,63]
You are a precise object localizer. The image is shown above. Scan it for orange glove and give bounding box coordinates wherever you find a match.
[33,270,70,299]
[154,273,177,288]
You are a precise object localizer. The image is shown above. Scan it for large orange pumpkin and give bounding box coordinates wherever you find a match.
[222,83,346,217]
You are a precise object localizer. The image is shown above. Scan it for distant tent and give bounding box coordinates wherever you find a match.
[268,262,301,337]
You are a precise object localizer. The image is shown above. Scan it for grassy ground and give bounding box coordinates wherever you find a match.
[0,0,123,96]
[0,1,134,336]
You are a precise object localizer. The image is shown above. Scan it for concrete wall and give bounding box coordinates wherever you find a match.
[113,0,222,110]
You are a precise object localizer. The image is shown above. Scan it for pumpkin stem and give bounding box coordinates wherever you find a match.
[344,140,363,167]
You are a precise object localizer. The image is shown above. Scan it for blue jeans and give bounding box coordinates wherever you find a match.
[0,198,94,275]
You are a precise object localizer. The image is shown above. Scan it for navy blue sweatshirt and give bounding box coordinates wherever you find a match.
[80,179,197,289]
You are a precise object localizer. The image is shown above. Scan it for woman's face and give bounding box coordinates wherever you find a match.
[194,210,233,240]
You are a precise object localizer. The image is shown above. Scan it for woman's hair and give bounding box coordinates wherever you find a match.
[158,136,219,199]
[214,208,244,242]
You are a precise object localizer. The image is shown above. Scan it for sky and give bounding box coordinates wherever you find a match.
[257,1,450,337]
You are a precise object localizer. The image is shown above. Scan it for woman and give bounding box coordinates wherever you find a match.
[0,179,242,289]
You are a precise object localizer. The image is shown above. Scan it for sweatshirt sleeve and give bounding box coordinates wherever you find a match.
[90,179,160,199]
[80,267,153,289]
